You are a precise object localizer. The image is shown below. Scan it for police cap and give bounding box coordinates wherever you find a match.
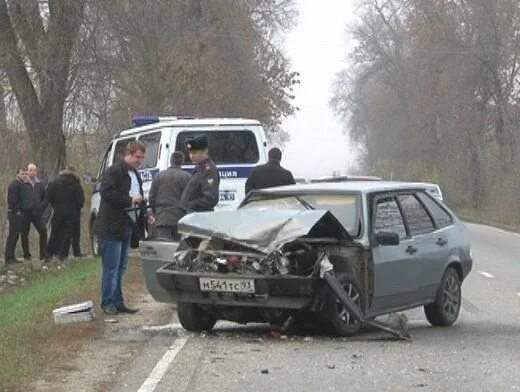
[186,135,208,151]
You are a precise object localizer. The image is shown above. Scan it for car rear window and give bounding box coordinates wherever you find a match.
[175,130,259,164]
[398,194,435,235]
[416,192,452,228]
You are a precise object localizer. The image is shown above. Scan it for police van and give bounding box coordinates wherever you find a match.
[89,116,268,255]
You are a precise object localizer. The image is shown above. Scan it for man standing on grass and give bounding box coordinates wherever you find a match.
[94,141,146,316]
[4,168,29,264]
[20,163,49,262]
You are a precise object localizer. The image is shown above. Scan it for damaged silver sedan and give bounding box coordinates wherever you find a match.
[145,182,472,337]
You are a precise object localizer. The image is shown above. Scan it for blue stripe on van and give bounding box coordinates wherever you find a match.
[138,166,254,182]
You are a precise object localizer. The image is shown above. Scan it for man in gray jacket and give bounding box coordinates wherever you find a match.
[149,151,191,240]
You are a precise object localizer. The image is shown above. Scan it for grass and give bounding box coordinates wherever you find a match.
[0,259,101,390]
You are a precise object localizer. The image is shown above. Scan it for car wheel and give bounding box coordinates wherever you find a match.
[90,218,99,257]
[424,267,461,326]
[177,302,217,332]
[323,273,364,337]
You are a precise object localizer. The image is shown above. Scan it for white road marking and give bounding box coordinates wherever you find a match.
[137,336,188,392]
[478,271,495,279]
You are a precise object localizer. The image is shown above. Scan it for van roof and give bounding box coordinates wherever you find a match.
[119,118,262,136]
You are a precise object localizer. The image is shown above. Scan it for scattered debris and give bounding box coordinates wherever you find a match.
[303,337,313,342]
[327,364,336,369]
[53,300,95,324]
[104,318,119,324]
[261,369,269,374]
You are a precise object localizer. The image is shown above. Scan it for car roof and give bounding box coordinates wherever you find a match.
[119,118,261,136]
[257,181,437,195]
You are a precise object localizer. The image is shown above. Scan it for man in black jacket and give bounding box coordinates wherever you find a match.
[245,147,295,194]
[94,141,145,316]
[180,135,220,212]
[4,168,29,264]
[47,167,85,260]
[149,151,191,240]
[20,163,49,261]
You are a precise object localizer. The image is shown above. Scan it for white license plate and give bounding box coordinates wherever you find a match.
[219,191,236,202]
[199,277,255,293]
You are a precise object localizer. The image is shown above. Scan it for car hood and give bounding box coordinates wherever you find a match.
[177,208,352,252]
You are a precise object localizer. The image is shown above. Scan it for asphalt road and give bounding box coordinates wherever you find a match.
[112,222,520,392]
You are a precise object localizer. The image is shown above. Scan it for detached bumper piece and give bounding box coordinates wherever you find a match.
[157,266,323,310]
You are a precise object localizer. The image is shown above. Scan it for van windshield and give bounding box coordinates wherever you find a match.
[175,130,260,165]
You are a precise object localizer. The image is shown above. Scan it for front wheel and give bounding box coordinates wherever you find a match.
[177,302,217,332]
[424,267,461,326]
[322,273,364,337]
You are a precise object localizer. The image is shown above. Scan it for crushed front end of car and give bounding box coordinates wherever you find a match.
[157,209,373,335]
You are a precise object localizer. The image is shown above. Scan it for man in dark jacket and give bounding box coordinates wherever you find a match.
[20,163,49,261]
[94,140,145,316]
[245,147,295,194]
[180,135,220,212]
[149,151,191,240]
[46,166,85,260]
[4,168,29,264]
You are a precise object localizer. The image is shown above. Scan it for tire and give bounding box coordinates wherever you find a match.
[322,273,364,337]
[177,302,217,332]
[90,218,99,257]
[424,267,461,326]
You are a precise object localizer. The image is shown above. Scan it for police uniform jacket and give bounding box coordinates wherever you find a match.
[245,160,295,194]
[94,160,145,240]
[180,157,220,212]
[149,166,191,227]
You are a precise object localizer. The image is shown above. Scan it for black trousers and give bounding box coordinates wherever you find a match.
[4,211,23,261]
[47,212,75,260]
[21,211,48,259]
[72,211,82,256]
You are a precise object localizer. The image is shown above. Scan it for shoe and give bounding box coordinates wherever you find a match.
[5,258,22,265]
[102,306,119,316]
[74,253,88,258]
[24,256,32,261]
[117,305,139,314]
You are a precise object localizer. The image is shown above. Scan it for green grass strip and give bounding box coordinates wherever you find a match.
[0,259,100,328]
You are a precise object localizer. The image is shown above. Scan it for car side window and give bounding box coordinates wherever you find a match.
[138,132,161,169]
[416,192,453,229]
[112,137,136,165]
[398,194,435,235]
[97,142,113,180]
[374,197,407,239]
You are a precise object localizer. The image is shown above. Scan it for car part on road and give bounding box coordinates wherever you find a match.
[322,271,410,340]
[424,267,461,326]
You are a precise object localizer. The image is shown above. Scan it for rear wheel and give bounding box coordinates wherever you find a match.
[177,302,217,332]
[323,273,364,337]
[424,267,461,326]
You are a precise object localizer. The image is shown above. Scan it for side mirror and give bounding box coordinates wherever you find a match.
[375,231,400,246]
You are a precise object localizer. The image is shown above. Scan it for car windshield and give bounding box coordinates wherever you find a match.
[241,193,361,237]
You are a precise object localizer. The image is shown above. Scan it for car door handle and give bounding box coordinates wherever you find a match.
[436,238,448,246]
[405,245,418,255]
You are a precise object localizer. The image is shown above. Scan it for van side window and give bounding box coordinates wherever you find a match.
[112,137,136,165]
[416,192,452,229]
[398,194,435,235]
[374,197,407,239]
[138,132,161,169]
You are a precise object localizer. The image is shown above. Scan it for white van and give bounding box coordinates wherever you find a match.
[89,116,268,254]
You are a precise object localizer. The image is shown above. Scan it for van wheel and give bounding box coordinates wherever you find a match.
[424,267,461,326]
[322,273,364,337]
[177,302,217,332]
[90,218,99,257]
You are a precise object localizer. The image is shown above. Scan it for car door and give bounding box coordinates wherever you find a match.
[396,193,440,303]
[414,191,454,300]
[370,194,421,313]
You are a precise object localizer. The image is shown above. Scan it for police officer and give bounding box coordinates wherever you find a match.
[180,135,220,212]
[245,147,295,194]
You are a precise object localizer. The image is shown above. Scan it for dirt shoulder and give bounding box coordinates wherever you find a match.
[24,257,173,392]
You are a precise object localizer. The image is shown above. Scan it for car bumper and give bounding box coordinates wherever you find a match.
[156,267,324,309]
